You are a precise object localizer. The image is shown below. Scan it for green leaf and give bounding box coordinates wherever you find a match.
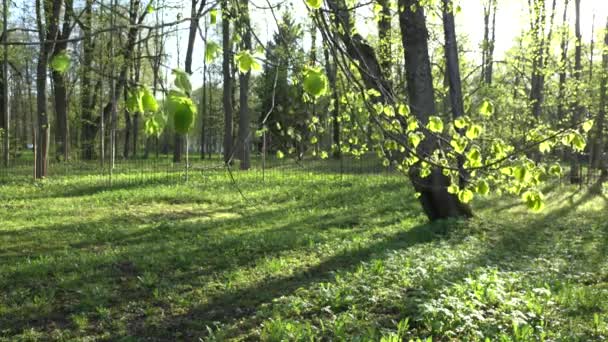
[427,116,444,133]
[126,88,144,113]
[549,163,563,176]
[235,50,262,74]
[305,0,322,9]
[210,8,217,24]
[522,189,544,212]
[172,69,192,95]
[303,66,328,98]
[406,117,418,132]
[539,141,552,154]
[466,146,482,167]
[465,124,482,140]
[50,51,71,73]
[167,92,196,134]
[476,179,490,195]
[450,136,468,154]
[142,87,159,113]
[514,165,531,183]
[582,120,593,133]
[478,99,494,117]
[458,189,474,204]
[454,117,467,129]
[398,104,410,116]
[447,183,459,194]
[276,150,285,159]
[205,41,221,63]
[409,132,424,148]
[146,3,155,13]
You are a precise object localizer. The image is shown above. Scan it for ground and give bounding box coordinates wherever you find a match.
[1,167,608,341]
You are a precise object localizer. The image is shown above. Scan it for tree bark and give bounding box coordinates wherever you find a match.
[570,0,583,184]
[399,0,472,220]
[442,0,466,186]
[80,0,95,160]
[35,0,62,178]
[51,0,73,162]
[324,0,472,220]
[222,0,233,164]
[593,17,607,177]
[237,0,251,170]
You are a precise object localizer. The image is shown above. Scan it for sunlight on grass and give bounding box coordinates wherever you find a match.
[1,172,607,340]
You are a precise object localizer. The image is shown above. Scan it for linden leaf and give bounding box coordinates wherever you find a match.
[303,66,328,98]
[305,0,322,9]
[479,99,494,117]
[427,116,444,133]
[51,51,71,73]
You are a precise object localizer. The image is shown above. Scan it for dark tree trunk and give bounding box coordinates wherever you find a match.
[238,0,251,170]
[52,69,68,161]
[35,0,62,178]
[222,0,233,164]
[51,1,72,162]
[570,0,583,184]
[377,0,391,81]
[399,0,472,220]
[557,0,570,121]
[592,18,607,176]
[325,0,472,221]
[323,45,340,159]
[442,0,467,186]
[132,112,139,158]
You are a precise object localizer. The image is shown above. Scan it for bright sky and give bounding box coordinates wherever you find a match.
[10,0,608,89]
[172,0,607,89]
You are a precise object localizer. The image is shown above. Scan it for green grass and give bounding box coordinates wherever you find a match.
[1,170,607,341]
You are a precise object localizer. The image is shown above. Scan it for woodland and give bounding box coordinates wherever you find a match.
[1,0,608,340]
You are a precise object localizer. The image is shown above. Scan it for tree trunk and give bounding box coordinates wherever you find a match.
[442,0,467,186]
[399,0,472,220]
[80,0,95,160]
[593,17,607,177]
[222,0,233,164]
[35,0,62,178]
[570,0,583,184]
[1,0,8,167]
[323,45,340,159]
[557,0,570,121]
[325,0,472,220]
[52,69,68,161]
[238,0,251,170]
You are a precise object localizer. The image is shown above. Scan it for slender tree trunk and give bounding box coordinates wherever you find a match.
[593,17,607,178]
[570,0,583,184]
[323,45,340,159]
[80,0,95,160]
[557,0,570,122]
[35,0,62,178]
[222,0,233,164]
[238,0,251,170]
[2,0,8,167]
[442,0,466,186]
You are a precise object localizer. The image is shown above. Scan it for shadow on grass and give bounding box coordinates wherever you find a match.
[0,177,421,338]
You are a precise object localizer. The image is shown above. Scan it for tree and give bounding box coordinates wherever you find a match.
[570,0,583,184]
[35,0,62,178]
[1,0,8,167]
[221,0,233,164]
[51,0,74,162]
[237,0,251,170]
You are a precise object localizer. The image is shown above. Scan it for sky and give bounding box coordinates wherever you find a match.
[10,0,608,89]
[168,0,607,89]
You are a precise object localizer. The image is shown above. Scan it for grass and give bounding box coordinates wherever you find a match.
[1,168,607,341]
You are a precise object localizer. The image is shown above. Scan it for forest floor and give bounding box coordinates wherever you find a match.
[1,169,608,341]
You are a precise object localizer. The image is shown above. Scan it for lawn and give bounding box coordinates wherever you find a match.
[1,169,607,341]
